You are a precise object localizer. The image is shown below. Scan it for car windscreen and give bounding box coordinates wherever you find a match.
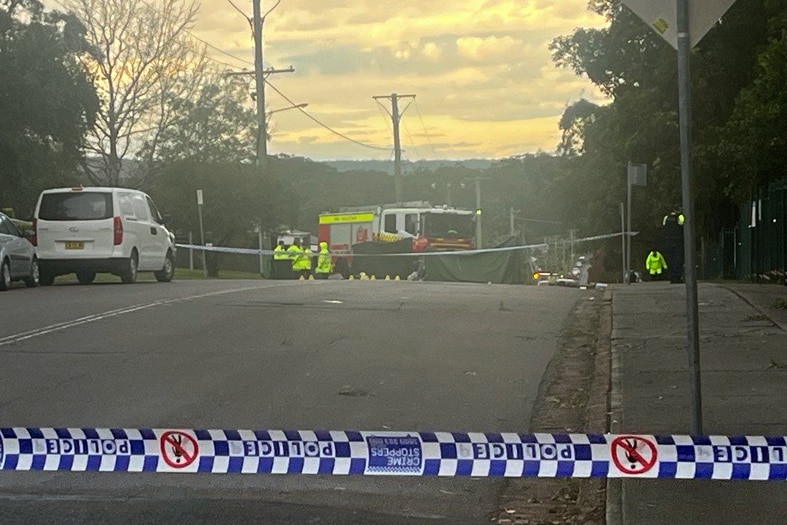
[38,192,114,221]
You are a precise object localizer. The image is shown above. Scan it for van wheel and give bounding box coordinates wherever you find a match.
[40,268,55,286]
[0,260,10,291]
[24,258,40,287]
[154,251,175,282]
[76,271,96,284]
[121,251,138,284]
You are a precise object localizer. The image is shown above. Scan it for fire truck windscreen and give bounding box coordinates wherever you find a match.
[422,213,474,237]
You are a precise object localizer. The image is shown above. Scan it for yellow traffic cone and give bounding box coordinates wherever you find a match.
[385,275,390,280]
[309,274,314,280]
[394,275,400,280]
[299,275,305,280]
[349,275,354,280]
[370,275,376,280]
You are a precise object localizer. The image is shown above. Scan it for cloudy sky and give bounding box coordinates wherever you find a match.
[192,1,609,161]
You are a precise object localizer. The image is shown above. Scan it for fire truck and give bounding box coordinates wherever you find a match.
[317,202,476,276]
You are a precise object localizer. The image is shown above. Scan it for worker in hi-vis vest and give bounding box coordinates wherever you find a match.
[645,248,668,281]
[315,241,333,279]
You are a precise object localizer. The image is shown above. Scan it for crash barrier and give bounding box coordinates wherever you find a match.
[1,428,785,480]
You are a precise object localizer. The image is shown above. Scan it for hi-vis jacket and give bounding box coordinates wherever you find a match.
[287,244,311,270]
[646,250,668,275]
[316,241,332,274]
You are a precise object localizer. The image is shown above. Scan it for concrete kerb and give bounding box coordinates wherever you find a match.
[605,286,623,525]
[720,283,787,333]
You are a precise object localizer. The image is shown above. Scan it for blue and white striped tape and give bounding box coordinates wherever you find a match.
[175,231,632,258]
[1,428,785,480]
[175,243,550,257]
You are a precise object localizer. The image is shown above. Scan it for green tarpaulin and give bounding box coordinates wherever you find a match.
[349,237,525,284]
[423,237,524,284]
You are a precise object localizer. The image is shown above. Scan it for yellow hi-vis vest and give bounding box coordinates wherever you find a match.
[316,242,332,274]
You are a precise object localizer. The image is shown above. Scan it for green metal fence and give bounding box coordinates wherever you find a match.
[733,178,787,283]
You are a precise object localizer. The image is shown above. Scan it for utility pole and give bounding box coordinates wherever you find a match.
[252,0,266,169]
[373,93,415,203]
[241,0,293,170]
[463,176,489,249]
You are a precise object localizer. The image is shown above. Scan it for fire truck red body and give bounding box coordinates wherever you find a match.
[318,202,476,274]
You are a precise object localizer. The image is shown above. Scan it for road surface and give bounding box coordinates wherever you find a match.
[0,278,582,523]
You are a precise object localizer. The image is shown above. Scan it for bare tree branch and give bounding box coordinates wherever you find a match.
[64,0,205,186]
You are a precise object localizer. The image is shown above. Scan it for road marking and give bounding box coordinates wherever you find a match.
[0,286,269,347]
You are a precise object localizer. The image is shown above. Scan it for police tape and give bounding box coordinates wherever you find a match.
[176,230,633,259]
[175,243,551,257]
[1,428,785,480]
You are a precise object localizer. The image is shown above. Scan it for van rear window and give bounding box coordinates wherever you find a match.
[38,192,113,221]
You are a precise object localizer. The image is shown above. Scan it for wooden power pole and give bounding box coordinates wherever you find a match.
[373,93,415,203]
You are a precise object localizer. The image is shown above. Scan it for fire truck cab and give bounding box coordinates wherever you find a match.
[318,202,476,276]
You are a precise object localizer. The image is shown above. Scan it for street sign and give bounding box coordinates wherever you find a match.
[196,189,204,206]
[622,0,737,49]
[628,163,648,187]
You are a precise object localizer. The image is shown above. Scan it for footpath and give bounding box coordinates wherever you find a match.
[607,281,787,524]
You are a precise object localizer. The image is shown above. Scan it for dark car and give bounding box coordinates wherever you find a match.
[0,212,39,290]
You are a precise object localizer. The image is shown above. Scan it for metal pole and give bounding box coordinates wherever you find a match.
[626,162,632,283]
[188,231,194,270]
[474,178,482,249]
[264,228,265,275]
[620,203,626,283]
[570,229,575,266]
[678,0,703,435]
[510,207,515,236]
[198,203,207,277]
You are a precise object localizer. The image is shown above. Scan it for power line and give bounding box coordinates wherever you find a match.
[414,99,438,160]
[265,80,389,151]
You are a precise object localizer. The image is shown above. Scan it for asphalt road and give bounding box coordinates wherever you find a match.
[0,278,581,523]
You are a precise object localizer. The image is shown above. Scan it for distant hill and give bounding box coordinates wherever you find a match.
[323,159,493,174]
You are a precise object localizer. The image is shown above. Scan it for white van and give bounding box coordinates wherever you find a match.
[33,187,176,285]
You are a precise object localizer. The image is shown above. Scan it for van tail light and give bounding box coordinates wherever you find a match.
[113,216,123,245]
[31,218,38,246]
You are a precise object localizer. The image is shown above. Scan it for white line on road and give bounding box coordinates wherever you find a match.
[0,285,270,347]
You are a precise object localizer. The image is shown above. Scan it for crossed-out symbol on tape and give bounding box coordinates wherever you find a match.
[611,435,658,475]
[160,431,199,469]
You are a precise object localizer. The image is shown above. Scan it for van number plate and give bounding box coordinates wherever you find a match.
[65,241,84,250]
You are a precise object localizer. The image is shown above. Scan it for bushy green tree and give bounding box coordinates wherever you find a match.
[549,0,785,246]
[0,0,98,215]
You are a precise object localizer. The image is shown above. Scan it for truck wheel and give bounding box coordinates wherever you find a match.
[155,251,175,282]
[121,251,138,284]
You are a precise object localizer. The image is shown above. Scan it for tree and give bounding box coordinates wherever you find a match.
[153,73,257,165]
[716,8,787,202]
[64,0,209,186]
[151,160,274,275]
[549,0,784,245]
[0,0,98,215]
